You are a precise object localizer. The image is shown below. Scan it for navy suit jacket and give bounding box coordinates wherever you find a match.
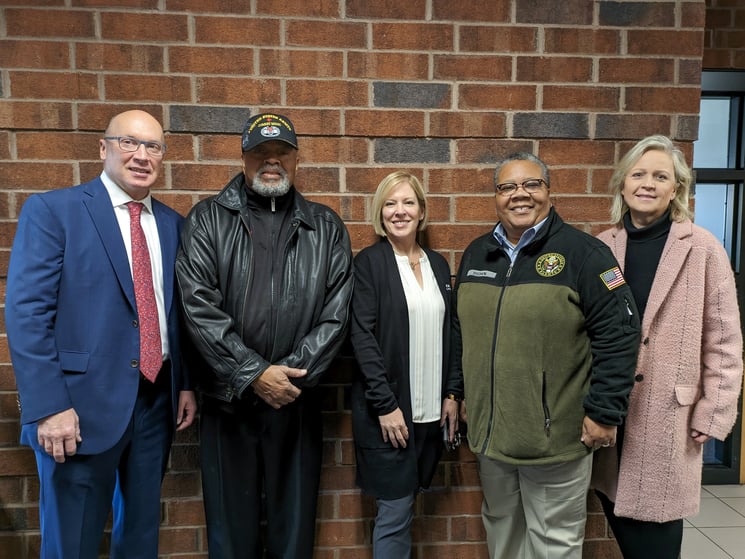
[5,177,189,455]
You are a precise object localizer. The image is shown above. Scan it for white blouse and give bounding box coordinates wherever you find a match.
[394,252,445,423]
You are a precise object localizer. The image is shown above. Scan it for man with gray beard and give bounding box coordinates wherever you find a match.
[176,113,354,559]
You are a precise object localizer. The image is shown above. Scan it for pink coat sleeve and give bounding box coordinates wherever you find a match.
[691,239,743,440]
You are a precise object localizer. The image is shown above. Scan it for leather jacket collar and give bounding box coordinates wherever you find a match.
[215,173,317,231]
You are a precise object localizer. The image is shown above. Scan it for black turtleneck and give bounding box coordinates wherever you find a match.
[242,181,296,361]
[622,209,672,320]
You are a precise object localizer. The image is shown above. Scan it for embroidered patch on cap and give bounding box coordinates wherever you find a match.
[536,253,565,277]
[260,125,282,139]
[241,113,298,152]
[600,266,626,290]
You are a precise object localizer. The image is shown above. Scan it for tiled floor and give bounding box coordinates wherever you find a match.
[682,485,745,559]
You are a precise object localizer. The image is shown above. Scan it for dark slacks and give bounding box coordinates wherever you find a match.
[597,490,684,559]
[200,392,323,559]
[36,368,173,559]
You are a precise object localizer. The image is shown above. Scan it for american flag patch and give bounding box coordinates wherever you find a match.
[600,267,626,290]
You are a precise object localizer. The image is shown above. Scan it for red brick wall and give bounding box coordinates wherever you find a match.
[704,0,745,68]
[0,1,728,558]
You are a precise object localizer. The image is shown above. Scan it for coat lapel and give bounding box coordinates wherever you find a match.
[641,221,692,330]
[607,227,628,270]
[82,179,137,309]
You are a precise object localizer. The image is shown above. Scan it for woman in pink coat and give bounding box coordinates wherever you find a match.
[593,135,743,559]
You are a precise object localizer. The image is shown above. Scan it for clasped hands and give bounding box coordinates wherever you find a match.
[252,365,307,409]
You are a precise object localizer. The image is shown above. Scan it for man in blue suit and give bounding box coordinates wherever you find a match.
[5,109,197,559]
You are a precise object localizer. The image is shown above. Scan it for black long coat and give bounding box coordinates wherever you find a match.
[350,238,462,499]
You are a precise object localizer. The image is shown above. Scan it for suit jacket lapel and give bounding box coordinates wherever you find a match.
[82,178,137,309]
[152,200,176,316]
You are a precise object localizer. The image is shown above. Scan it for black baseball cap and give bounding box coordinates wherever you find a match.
[241,113,298,152]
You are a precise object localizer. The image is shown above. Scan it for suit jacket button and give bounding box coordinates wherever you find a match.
[635,374,644,382]
[131,360,139,368]
[132,320,138,327]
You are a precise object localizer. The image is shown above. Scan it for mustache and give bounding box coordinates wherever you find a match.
[259,164,287,177]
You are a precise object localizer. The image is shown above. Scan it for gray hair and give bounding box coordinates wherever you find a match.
[493,152,551,189]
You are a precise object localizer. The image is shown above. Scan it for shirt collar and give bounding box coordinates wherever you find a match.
[493,214,549,248]
[100,171,154,213]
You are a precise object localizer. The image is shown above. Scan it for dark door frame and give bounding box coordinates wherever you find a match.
[697,70,745,485]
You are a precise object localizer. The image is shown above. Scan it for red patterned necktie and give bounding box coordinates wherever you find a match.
[127,202,162,382]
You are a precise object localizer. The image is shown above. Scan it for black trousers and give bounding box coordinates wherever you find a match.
[597,490,683,559]
[200,393,323,559]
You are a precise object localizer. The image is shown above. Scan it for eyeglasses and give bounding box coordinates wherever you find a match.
[495,178,548,196]
[104,136,167,157]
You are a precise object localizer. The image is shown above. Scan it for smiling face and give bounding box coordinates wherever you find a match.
[494,159,551,245]
[622,149,677,227]
[99,110,164,200]
[381,180,424,243]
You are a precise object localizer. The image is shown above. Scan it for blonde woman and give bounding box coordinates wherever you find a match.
[593,135,743,558]
[350,171,462,558]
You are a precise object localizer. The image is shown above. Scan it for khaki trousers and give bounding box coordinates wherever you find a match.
[477,452,593,559]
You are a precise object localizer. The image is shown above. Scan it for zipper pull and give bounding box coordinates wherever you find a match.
[544,418,551,436]
[271,197,276,212]
[624,296,633,316]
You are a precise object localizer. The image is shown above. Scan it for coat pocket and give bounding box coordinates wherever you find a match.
[58,350,89,374]
[674,384,701,406]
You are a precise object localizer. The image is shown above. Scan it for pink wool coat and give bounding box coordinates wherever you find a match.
[593,219,743,523]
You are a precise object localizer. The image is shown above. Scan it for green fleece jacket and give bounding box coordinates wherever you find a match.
[452,209,640,465]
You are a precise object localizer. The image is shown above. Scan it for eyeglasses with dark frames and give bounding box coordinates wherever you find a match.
[104,136,167,157]
[494,178,548,196]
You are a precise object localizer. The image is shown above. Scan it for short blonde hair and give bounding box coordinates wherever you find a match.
[371,171,428,237]
[609,135,693,225]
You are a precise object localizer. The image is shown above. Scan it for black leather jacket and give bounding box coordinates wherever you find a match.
[176,173,353,402]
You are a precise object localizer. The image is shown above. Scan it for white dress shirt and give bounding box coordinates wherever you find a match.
[101,172,169,359]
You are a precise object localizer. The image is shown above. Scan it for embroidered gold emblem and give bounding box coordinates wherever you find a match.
[536,253,566,277]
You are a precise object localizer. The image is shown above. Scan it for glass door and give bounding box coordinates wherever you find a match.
[693,71,745,484]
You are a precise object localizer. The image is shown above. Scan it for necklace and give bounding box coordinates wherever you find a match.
[393,246,422,271]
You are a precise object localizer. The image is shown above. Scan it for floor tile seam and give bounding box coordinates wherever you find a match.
[688,495,745,528]
[696,525,740,559]
[717,497,745,521]
[719,497,745,517]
